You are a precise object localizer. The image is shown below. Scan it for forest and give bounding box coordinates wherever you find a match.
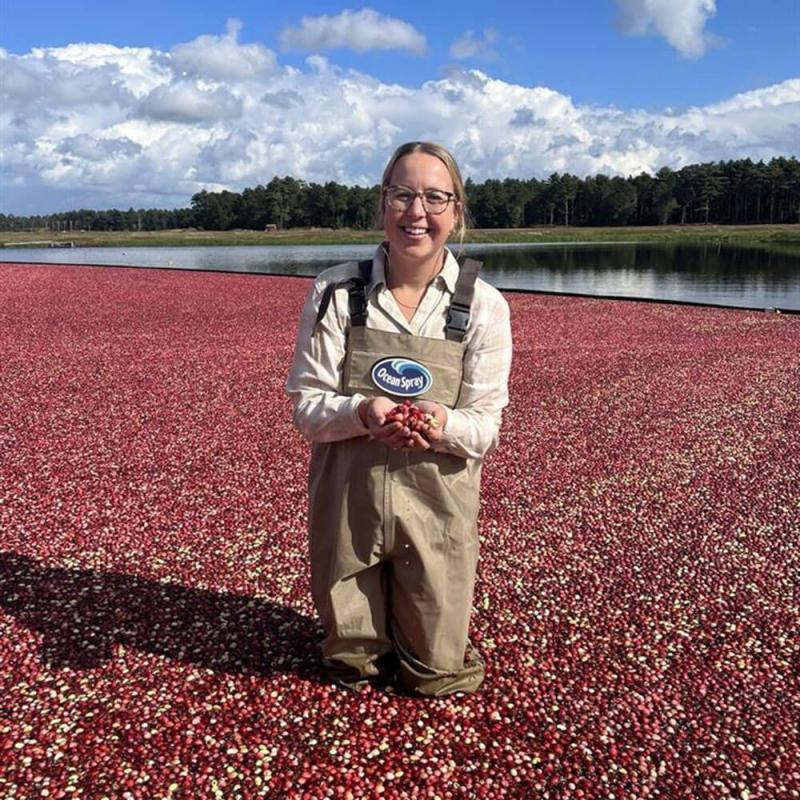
[2,156,798,233]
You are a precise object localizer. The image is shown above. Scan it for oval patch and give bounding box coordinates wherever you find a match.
[371,357,433,397]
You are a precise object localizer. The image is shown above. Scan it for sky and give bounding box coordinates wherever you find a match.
[1,0,798,214]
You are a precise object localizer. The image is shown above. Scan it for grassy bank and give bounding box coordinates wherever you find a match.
[2,223,799,251]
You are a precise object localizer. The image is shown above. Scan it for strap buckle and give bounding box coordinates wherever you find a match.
[348,280,368,326]
[446,302,470,333]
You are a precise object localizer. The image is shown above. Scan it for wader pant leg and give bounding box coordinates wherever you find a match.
[387,451,486,696]
[309,439,394,687]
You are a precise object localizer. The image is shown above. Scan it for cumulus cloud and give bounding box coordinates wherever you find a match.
[55,135,142,161]
[139,82,243,123]
[1,27,798,214]
[1,46,138,108]
[449,28,499,60]
[509,108,538,127]
[171,18,278,80]
[615,0,720,59]
[261,90,304,109]
[279,8,426,54]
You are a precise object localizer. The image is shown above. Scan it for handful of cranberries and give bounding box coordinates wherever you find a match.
[385,399,440,440]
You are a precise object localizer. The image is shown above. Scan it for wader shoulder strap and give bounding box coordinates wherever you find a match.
[313,259,372,333]
[445,258,482,342]
[348,259,372,327]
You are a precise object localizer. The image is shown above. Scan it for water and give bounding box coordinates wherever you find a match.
[2,241,799,310]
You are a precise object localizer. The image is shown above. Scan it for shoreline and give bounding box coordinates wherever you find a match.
[2,222,799,252]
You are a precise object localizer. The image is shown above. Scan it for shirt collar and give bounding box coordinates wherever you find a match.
[369,246,389,294]
[371,244,458,295]
[439,249,459,294]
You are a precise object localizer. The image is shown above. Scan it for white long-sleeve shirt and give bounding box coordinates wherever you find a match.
[285,246,513,461]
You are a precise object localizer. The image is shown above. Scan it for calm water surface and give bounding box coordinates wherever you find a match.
[3,242,799,310]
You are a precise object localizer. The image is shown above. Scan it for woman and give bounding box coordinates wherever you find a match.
[286,142,512,696]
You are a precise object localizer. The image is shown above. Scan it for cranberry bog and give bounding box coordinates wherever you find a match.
[1,263,798,800]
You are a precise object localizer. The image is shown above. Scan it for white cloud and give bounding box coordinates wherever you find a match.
[450,28,499,60]
[31,43,172,97]
[279,8,426,55]
[1,29,798,214]
[139,81,243,123]
[261,90,304,110]
[171,18,278,80]
[55,135,142,161]
[615,0,719,59]
[1,46,139,108]
[702,79,800,113]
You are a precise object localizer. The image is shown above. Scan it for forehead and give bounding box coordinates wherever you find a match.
[389,152,454,190]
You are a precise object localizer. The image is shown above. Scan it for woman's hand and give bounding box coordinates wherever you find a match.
[359,397,442,451]
[415,400,447,445]
[359,397,409,449]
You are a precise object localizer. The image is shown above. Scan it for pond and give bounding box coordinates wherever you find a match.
[2,241,799,311]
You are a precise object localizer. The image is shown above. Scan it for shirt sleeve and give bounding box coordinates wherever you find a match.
[433,292,513,461]
[285,280,370,442]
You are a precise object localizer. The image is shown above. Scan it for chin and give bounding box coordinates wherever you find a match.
[389,234,444,258]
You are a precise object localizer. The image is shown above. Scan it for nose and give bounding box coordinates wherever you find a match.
[406,193,427,215]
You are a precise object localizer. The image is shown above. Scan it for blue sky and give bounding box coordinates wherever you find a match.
[4,0,798,107]
[1,1,798,213]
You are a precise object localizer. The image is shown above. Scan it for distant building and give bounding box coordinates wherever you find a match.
[264,224,278,232]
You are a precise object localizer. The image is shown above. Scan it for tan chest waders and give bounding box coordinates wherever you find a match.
[309,259,486,695]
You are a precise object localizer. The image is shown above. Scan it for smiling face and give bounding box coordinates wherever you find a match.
[383,152,459,273]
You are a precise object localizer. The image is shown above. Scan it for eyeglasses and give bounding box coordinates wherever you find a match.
[384,185,457,215]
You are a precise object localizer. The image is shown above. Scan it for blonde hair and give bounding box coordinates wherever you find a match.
[375,141,469,245]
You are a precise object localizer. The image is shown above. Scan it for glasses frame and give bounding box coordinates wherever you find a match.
[383,185,457,215]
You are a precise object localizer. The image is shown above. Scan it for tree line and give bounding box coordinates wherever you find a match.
[2,157,798,232]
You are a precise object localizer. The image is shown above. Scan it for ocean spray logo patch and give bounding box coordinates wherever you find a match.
[371,358,433,397]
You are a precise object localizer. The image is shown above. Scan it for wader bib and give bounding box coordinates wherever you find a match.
[309,259,486,695]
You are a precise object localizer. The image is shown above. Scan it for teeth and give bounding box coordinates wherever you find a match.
[404,227,428,235]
